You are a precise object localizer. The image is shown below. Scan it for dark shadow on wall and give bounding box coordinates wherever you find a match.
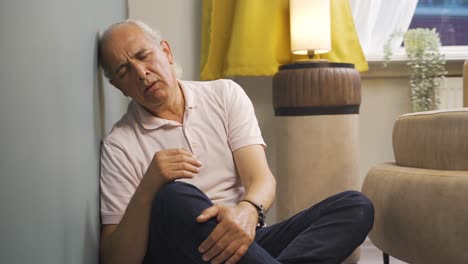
[87,31,106,264]
[94,31,106,142]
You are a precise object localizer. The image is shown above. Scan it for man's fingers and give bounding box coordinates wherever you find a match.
[166,162,200,176]
[196,205,220,223]
[172,154,202,167]
[198,219,225,253]
[196,204,255,263]
[163,162,200,180]
[209,236,243,264]
[158,148,201,163]
[176,162,201,173]
[154,148,202,181]
[225,244,249,264]
[164,148,193,156]
[201,232,232,262]
[169,170,197,179]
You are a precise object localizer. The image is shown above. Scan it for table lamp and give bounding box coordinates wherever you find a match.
[290,0,331,59]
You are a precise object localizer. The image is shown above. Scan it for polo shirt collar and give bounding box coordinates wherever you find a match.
[134,80,196,130]
[180,80,196,110]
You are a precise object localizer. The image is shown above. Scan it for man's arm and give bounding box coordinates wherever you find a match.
[100,184,154,264]
[197,144,276,264]
[234,144,276,212]
[100,149,202,264]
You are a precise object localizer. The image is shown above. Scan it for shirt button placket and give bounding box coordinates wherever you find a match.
[191,142,197,151]
[183,126,196,156]
[184,108,198,156]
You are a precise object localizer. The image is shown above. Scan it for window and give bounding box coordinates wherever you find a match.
[409,0,468,46]
[354,0,468,61]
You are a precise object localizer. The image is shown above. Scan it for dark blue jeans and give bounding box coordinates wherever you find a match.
[143,182,374,264]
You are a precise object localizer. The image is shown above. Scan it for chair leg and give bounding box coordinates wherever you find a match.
[383,252,389,264]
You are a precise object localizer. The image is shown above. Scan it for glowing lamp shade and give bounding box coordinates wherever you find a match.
[290,0,331,55]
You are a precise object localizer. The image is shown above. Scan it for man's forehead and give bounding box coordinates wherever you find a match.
[103,25,154,60]
[107,24,149,47]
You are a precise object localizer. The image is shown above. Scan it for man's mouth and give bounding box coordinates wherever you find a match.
[145,81,158,94]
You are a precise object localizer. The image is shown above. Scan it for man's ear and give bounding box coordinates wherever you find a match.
[109,79,128,96]
[160,40,174,64]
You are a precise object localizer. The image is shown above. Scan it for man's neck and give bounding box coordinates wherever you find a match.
[147,83,185,123]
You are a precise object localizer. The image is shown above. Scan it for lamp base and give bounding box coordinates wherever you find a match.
[273,62,361,116]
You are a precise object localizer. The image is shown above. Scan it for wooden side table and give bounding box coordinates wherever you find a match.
[273,61,362,263]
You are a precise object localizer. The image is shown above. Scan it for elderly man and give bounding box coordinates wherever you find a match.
[98,19,374,264]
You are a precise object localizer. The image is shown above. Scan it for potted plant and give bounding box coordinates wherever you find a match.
[384,28,447,112]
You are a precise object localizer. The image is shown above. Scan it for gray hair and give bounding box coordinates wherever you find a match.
[98,19,183,79]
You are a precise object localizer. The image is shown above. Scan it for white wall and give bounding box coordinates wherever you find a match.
[359,77,411,176]
[0,1,126,263]
[128,0,202,81]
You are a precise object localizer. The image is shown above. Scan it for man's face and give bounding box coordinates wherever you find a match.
[101,24,178,108]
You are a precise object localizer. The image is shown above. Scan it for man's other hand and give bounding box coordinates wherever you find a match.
[144,148,202,191]
[196,203,258,264]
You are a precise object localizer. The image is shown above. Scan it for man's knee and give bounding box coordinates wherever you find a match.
[151,181,212,226]
[145,182,213,261]
[155,181,198,203]
[340,190,375,232]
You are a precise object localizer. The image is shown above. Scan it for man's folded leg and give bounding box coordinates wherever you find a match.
[143,181,279,264]
[255,190,374,264]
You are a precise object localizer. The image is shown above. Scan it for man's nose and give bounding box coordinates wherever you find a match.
[133,63,148,81]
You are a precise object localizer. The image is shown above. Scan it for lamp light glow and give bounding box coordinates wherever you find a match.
[290,0,331,56]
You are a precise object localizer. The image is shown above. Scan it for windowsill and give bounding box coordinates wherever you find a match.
[361,46,467,79]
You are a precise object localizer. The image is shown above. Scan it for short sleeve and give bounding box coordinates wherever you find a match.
[100,140,139,225]
[225,80,266,151]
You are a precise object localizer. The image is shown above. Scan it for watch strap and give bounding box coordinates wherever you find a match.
[240,199,266,227]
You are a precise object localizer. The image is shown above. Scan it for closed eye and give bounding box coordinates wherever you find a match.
[114,62,128,78]
[136,50,151,60]
[118,66,128,78]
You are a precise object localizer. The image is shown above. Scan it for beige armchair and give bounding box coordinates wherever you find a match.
[362,60,468,264]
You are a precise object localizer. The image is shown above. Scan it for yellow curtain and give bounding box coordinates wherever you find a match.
[200,0,368,80]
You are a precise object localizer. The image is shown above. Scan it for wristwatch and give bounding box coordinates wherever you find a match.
[241,199,266,227]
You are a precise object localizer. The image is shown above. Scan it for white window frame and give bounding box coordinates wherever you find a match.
[366,46,468,62]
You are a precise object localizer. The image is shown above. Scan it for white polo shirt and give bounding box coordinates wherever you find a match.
[100,79,266,224]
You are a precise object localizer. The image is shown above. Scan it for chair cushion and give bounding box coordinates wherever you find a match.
[393,108,468,170]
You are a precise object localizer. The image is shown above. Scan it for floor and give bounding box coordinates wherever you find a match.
[359,238,407,264]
